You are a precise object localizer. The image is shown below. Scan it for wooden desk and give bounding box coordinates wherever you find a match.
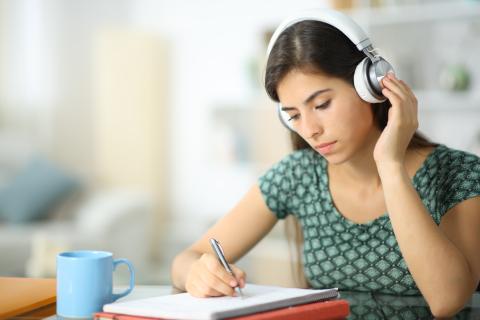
[0,277,56,320]
[12,285,480,319]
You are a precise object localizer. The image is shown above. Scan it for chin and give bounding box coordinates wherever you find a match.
[313,149,346,165]
[321,153,350,165]
[315,144,356,165]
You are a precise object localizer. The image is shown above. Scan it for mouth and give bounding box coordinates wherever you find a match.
[314,141,337,154]
[316,141,336,148]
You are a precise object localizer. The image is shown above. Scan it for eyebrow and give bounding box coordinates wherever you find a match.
[281,88,332,111]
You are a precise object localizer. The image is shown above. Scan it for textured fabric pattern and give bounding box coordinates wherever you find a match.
[258,145,480,295]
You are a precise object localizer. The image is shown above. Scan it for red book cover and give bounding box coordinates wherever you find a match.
[94,312,160,320]
[94,299,349,320]
[228,299,349,320]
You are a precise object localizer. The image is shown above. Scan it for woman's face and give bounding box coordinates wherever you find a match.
[277,69,379,164]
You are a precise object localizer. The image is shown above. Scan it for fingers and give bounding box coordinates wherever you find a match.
[388,73,411,92]
[201,254,239,288]
[382,72,408,100]
[186,253,246,298]
[188,280,224,298]
[231,265,247,288]
[382,84,403,110]
[382,73,418,110]
[199,270,236,297]
[381,73,419,130]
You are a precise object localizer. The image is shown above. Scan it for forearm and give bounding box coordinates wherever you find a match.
[378,163,475,314]
[171,249,202,291]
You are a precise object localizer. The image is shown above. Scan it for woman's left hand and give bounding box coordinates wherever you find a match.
[373,72,419,166]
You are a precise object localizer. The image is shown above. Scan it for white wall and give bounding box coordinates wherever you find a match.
[1,0,478,240]
[0,0,132,184]
[130,0,330,224]
[130,1,480,229]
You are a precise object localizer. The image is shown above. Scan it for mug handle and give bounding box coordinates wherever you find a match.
[112,258,135,301]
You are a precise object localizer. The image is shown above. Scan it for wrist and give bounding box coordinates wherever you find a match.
[376,161,407,180]
[171,250,202,292]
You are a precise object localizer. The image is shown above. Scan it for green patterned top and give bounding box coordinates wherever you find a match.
[258,144,480,295]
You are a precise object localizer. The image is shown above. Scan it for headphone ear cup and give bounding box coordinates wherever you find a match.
[354,57,386,103]
[277,103,295,131]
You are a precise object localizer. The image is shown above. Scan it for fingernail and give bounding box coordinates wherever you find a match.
[230,280,237,287]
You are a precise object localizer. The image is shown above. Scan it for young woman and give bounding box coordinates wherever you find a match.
[171,10,480,318]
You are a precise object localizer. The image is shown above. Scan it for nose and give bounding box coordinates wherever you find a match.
[299,111,323,138]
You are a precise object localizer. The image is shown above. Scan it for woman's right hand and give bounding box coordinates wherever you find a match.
[185,253,246,298]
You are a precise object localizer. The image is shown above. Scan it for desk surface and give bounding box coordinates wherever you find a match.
[32,285,480,320]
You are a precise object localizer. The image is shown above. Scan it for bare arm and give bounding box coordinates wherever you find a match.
[379,163,480,318]
[374,73,480,317]
[170,183,278,296]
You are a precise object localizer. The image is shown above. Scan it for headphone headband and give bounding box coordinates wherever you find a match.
[266,9,372,57]
[266,8,394,131]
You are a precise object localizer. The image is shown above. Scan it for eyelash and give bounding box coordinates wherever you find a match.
[287,100,331,122]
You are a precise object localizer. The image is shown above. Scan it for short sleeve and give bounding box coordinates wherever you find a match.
[258,154,295,219]
[258,149,321,219]
[437,149,480,218]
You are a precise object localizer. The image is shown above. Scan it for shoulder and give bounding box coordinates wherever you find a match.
[258,148,327,219]
[419,144,480,182]
[267,148,324,178]
[283,148,319,165]
[258,148,322,219]
[424,144,480,218]
[430,144,480,169]
[259,148,324,191]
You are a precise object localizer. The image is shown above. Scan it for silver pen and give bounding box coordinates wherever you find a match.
[209,238,244,298]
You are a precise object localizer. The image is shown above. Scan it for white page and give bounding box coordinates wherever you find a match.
[104,284,338,320]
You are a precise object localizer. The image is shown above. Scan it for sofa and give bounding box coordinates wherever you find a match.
[0,133,155,283]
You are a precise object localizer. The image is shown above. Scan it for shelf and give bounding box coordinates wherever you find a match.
[214,91,480,113]
[415,90,480,112]
[348,1,480,27]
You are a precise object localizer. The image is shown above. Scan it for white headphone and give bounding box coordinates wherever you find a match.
[266,9,394,131]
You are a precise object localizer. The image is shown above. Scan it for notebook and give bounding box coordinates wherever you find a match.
[96,298,349,320]
[0,277,56,319]
[103,284,340,320]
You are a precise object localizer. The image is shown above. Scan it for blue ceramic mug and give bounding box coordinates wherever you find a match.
[56,250,135,318]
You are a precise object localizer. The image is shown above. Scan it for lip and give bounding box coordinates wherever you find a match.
[315,141,336,154]
[316,141,336,148]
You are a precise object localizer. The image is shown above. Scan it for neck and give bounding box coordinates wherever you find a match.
[329,129,383,188]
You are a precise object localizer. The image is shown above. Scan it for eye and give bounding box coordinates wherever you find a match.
[315,100,331,110]
[287,114,300,122]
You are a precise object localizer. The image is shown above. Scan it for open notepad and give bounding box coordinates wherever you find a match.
[103,284,339,320]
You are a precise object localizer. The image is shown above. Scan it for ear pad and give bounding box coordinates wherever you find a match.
[277,103,294,131]
[354,57,394,103]
[354,57,385,103]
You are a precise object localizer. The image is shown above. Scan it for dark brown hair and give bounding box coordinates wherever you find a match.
[264,20,437,287]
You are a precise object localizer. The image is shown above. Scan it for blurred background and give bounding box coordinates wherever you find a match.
[0,0,479,286]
